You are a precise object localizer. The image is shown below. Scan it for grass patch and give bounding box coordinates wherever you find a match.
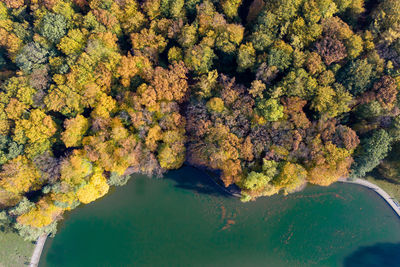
[365,176,400,202]
[0,231,34,267]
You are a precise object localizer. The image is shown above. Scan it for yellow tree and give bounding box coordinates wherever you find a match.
[221,0,242,19]
[130,28,167,60]
[5,98,27,121]
[145,125,162,152]
[117,0,146,34]
[76,167,109,204]
[273,162,307,194]
[151,61,188,103]
[60,150,93,189]
[58,29,87,56]
[117,53,153,87]
[91,93,116,118]
[0,156,41,195]
[14,109,57,145]
[17,197,64,228]
[3,77,36,106]
[0,3,23,59]
[307,142,353,186]
[61,115,90,148]
[158,129,186,169]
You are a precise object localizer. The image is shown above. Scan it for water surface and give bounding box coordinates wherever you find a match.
[41,166,400,266]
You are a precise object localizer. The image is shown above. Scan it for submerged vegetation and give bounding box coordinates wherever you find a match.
[0,0,399,240]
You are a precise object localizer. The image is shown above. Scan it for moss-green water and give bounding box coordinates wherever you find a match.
[40,166,400,266]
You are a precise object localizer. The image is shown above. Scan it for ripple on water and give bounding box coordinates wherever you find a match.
[40,167,400,267]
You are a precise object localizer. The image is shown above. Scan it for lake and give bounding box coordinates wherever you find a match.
[40,166,400,267]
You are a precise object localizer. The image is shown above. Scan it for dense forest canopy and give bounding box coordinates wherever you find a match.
[0,0,399,240]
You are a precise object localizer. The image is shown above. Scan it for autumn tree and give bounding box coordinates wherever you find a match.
[17,197,64,228]
[0,0,399,235]
[373,75,398,110]
[273,162,307,194]
[221,0,242,19]
[0,156,41,195]
[237,43,256,72]
[61,115,90,148]
[316,37,347,65]
[184,44,215,74]
[76,167,109,204]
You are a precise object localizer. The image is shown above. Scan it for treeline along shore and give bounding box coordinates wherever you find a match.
[0,0,400,241]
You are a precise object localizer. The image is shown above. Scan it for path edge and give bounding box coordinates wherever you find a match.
[29,234,47,267]
[338,177,400,217]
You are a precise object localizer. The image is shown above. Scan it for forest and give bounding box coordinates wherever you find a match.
[0,0,399,240]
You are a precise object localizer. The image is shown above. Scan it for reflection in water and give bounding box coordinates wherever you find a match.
[41,167,400,267]
[164,166,231,197]
[344,243,400,267]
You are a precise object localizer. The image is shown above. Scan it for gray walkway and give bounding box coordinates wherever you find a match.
[27,177,400,267]
[29,234,47,267]
[338,178,400,217]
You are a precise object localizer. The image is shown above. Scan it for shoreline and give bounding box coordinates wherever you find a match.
[338,177,400,217]
[29,175,400,265]
[191,165,242,197]
[203,169,400,218]
[201,166,400,218]
[29,234,47,267]
[202,171,242,198]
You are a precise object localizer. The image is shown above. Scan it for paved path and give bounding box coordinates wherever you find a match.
[338,178,400,217]
[29,234,47,267]
[26,177,400,267]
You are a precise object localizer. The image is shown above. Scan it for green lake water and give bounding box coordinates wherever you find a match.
[40,166,400,267]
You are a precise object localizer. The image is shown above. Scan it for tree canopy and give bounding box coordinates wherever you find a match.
[0,0,399,239]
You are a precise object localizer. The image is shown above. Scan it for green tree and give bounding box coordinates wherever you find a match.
[311,85,352,118]
[15,42,48,73]
[237,42,256,72]
[0,135,23,165]
[372,0,400,33]
[339,58,374,95]
[355,101,383,120]
[242,171,271,190]
[268,41,293,71]
[184,44,216,74]
[39,13,67,43]
[351,130,392,178]
[108,172,131,186]
[221,0,242,19]
[279,68,318,99]
[256,98,284,122]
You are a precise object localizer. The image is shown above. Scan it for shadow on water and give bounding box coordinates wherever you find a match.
[343,242,400,267]
[164,165,233,198]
